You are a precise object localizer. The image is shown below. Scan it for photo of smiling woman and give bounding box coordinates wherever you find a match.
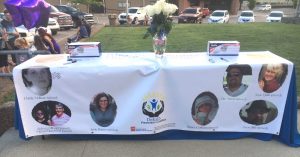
[258,63,288,93]
[90,92,117,127]
[22,66,52,96]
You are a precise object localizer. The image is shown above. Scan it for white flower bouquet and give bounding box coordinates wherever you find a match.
[143,0,178,38]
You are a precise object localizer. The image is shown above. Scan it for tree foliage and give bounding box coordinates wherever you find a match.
[71,0,103,13]
[292,0,298,8]
[71,0,103,5]
[248,0,256,10]
[188,0,200,6]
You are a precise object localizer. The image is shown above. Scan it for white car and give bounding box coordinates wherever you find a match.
[256,4,272,11]
[47,17,60,35]
[266,11,284,22]
[15,25,35,45]
[17,25,52,45]
[208,10,230,24]
[118,7,146,24]
[238,10,255,23]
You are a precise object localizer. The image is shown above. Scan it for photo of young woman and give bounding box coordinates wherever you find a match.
[22,66,52,96]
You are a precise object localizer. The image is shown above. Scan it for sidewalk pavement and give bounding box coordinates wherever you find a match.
[0,111,300,157]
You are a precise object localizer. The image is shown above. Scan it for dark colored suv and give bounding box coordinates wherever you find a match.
[55,5,95,27]
[178,7,203,23]
[49,5,73,30]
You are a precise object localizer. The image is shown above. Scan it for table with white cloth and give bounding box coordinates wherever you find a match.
[13,52,300,147]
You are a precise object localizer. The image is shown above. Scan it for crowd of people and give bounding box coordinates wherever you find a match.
[0,9,62,74]
[0,9,93,74]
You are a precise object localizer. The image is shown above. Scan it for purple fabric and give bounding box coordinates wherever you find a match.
[4,0,50,29]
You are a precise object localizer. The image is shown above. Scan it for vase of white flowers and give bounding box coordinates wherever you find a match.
[143,0,178,58]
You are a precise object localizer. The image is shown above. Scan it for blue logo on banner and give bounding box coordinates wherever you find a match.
[142,98,164,117]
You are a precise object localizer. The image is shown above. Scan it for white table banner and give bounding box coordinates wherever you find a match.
[13,52,293,137]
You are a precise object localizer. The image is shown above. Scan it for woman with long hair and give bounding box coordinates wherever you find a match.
[37,27,61,54]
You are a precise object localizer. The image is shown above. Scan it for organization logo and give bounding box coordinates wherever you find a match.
[142,93,165,118]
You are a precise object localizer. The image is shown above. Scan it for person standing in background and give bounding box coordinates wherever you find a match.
[0,23,10,73]
[1,9,19,65]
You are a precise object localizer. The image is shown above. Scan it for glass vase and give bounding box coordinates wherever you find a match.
[152,33,167,58]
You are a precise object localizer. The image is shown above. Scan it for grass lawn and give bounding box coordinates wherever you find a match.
[90,23,300,95]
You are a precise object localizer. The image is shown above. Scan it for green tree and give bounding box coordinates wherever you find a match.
[248,0,256,10]
[188,0,200,6]
[71,0,103,13]
[292,0,298,8]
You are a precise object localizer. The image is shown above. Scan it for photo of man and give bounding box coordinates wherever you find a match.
[240,100,278,125]
[223,64,252,97]
[51,103,71,126]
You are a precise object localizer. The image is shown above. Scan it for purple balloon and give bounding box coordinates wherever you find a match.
[4,0,50,29]
[3,0,23,26]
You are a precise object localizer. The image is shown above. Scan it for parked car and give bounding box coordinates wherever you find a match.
[255,4,272,11]
[49,5,73,30]
[238,10,255,23]
[47,18,60,35]
[266,11,284,22]
[208,10,230,24]
[118,7,146,24]
[55,5,95,27]
[178,7,203,23]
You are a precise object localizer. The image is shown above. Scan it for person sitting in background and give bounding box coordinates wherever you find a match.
[67,18,88,43]
[14,38,31,63]
[131,17,138,25]
[37,27,60,54]
[32,35,48,51]
[14,37,29,49]
[82,18,91,37]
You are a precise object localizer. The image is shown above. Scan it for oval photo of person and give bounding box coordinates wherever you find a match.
[223,64,252,97]
[90,92,117,127]
[191,91,219,126]
[22,66,52,96]
[239,100,278,125]
[258,63,288,93]
[32,101,71,126]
